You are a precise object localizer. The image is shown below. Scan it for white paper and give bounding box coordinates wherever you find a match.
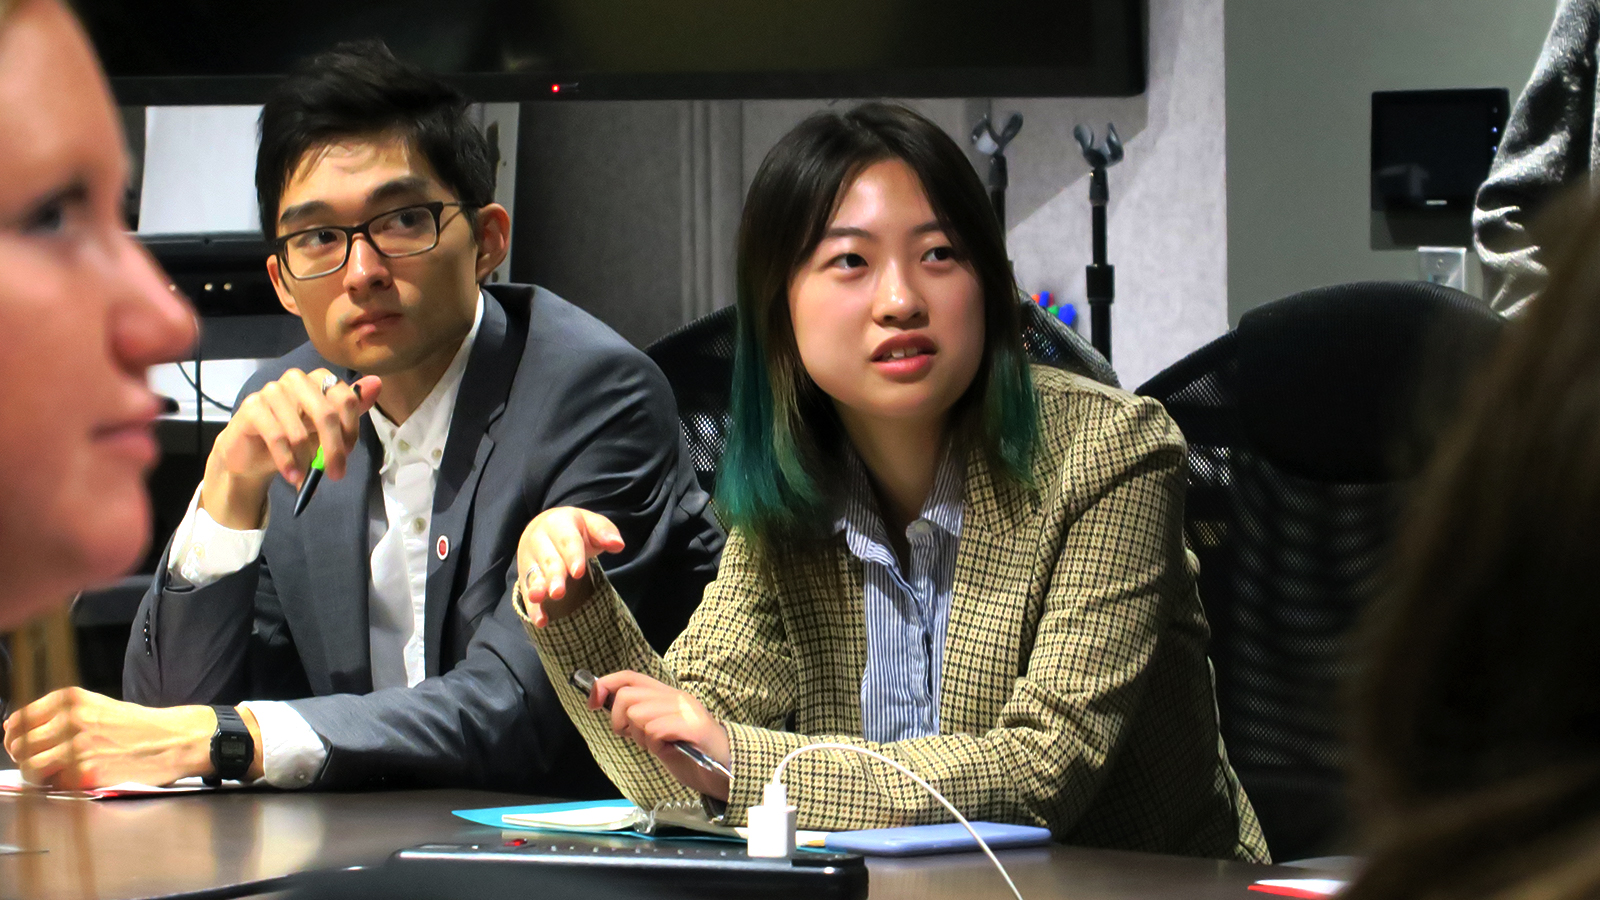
[0,767,215,799]
[139,105,263,235]
[1252,878,1349,897]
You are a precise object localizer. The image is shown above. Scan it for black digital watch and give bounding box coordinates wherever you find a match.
[206,705,253,785]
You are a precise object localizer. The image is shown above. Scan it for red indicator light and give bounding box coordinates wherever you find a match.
[551,84,560,93]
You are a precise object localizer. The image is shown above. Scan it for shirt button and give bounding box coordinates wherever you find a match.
[412,517,425,534]
[908,520,933,539]
[398,440,411,452]
[431,448,442,462]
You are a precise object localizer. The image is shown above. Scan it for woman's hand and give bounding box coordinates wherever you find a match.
[592,670,732,801]
[515,507,626,626]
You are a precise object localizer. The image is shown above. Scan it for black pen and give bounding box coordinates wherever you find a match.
[293,381,359,517]
[291,447,325,517]
[569,668,733,780]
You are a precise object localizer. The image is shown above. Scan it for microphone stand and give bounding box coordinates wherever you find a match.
[1073,123,1123,362]
[970,113,1023,230]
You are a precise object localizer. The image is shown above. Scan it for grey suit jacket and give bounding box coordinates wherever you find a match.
[1473,0,1599,314]
[123,284,724,791]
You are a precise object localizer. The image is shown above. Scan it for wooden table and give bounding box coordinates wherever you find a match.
[0,787,1338,899]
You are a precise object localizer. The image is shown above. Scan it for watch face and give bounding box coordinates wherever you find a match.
[217,734,251,766]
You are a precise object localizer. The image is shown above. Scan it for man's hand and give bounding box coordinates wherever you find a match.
[515,507,626,626]
[201,368,382,530]
[1,688,262,789]
[592,670,731,801]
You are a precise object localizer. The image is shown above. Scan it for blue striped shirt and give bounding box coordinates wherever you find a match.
[835,448,965,743]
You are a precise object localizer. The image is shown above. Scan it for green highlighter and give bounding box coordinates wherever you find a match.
[292,446,325,517]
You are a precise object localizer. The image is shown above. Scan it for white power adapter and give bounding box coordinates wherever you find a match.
[754,743,1026,900]
[745,781,798,858]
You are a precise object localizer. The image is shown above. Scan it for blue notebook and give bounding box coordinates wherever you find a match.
[822,822,1051,857]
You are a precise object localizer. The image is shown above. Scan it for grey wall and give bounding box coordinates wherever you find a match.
[1004,0,1227,389]
[514,0,1230,390]
[1226,0,1557,323]
[513,98,989,348]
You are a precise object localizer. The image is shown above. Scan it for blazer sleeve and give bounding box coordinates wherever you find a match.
[1474,0,1600,314]
[122,544,264,705]
[123,372,312,708]
[286,567,587,791]
[523,398,1196,838]
[518,526,786,810]
[531,344,723,652]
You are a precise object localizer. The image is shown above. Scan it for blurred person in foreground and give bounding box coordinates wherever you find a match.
[1347,196,1600,900]
[0,0,196,630]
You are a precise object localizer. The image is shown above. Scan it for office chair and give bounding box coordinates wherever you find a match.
[1136,281,1503,861]
[646,299,1118,495]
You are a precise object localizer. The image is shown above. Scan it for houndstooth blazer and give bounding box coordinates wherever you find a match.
[519,366,1270,862]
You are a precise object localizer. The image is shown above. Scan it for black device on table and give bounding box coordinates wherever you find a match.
[289,832,868,900]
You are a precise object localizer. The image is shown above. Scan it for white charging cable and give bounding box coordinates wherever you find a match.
[746,741,1025,900]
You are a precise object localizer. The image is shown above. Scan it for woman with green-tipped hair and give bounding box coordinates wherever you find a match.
[511,102,1266,861]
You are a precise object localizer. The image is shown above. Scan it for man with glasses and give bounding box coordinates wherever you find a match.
[3,41,722,793]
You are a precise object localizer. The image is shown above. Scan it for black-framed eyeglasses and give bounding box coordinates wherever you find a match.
[274,201,475,280]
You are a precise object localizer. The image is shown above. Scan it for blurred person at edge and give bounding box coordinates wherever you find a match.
[0,0,196,630]
[1345,196,1600,900]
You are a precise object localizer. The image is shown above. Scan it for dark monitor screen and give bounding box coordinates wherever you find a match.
[1371,89,1509,211]
[78,0,1145,104]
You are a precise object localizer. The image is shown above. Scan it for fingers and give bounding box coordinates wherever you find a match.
[15,738,93,789]
[3,690,78,775]
[599,671,676,740]
[240,384,310,485]
[351,375,383,412]
[222,369,381,485]
[276,368,375,482]
[279,369,350,481]
[533,528,569,600]
[516,507,617,610]
[574,511,627,573]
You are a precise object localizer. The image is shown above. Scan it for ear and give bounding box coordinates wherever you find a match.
[265,253,302,317]
[472,203,512,283]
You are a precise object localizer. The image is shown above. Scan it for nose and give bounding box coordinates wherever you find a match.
[342,234,393,295]
[110,235,198,371]
[871,258,928,327]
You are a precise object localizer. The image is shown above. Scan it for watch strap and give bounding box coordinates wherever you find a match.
[207,705,253,784]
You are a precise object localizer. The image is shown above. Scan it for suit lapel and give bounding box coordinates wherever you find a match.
[297,391,377,694]
[940,449,1038,734]
[423,291,523,675]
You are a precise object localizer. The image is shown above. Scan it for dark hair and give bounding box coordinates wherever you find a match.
[716,102,1038,551]
[1345,195,1600,900]
[255,40,494,239]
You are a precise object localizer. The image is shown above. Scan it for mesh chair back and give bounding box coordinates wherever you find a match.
[1137,281,1503,860]
[646,301,1117,494]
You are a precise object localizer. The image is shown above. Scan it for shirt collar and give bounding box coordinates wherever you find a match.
[834,443,965,560]
[368,291,486,473]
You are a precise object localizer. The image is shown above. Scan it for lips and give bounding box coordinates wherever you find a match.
[347,309,402,333]
[871,333,937,362]
[94,396,163,467]
[870,333,938,380]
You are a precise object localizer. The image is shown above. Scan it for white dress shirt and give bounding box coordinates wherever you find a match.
[166,293,485,788]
